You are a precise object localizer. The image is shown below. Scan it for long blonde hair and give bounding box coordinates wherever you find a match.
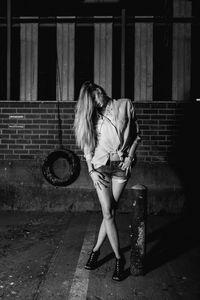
[74,81,106,152]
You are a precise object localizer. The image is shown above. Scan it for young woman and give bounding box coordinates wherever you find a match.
[74,81,141,281]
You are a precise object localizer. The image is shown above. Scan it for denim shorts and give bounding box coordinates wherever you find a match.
[95,161,130,183]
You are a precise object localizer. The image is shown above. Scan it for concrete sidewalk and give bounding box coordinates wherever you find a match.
[0,211,200,299]
[0,161,186,214]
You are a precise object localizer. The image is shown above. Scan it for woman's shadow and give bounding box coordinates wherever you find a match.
[95,213,200,279]
[146,101,200,273]
[145,214,200,273]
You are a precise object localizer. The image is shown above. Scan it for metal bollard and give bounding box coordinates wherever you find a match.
[129,184,147,276]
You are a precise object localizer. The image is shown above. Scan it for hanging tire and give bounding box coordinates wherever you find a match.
[42,148,80,187]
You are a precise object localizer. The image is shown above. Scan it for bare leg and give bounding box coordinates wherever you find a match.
[93,219,106,252]
[95,181,126,258]
[111,179,127,251]
[93,177,111,252]
[93,180,127,253]
[111,179,127,203]
[93,207,116,252]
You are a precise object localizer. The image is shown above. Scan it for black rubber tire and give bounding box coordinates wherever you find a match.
[42,148,80,187]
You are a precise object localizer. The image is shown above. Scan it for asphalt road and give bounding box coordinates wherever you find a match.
[0,211,200,300]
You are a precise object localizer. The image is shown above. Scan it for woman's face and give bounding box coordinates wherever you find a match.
[94,88,106,108]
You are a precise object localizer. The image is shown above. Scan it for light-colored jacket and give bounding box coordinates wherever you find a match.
[84,98,140,161]
[112,98,140,159]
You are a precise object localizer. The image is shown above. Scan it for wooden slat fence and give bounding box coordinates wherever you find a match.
[56,20,75,101]
[13,0,192,101]
[20,19,38,100]
[172,0,192,100]
[134,18,153,101]
[94,18,113,97]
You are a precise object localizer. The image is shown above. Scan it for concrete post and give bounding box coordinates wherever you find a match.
[129,184,147,276]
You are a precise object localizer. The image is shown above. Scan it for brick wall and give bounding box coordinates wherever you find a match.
[0,100,197,163]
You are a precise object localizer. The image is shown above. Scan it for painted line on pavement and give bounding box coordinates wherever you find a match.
[68,214,97,300]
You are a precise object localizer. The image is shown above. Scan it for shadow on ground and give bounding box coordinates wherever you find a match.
[145,214,200,273]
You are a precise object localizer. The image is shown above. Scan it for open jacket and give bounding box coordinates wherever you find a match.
[84,98,140,161]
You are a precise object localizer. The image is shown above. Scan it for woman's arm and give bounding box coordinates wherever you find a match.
[84,146,94,172]
[85,156,94,173]
[84,154,109,189]
[120,135,141,173]
[127,135,141,160]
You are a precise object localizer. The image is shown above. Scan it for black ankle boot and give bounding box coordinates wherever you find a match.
[112,256,125,281]
[85,249,100,270]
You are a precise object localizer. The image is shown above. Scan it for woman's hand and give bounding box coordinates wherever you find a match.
[119,156,134,175]
[90,171,110,190]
